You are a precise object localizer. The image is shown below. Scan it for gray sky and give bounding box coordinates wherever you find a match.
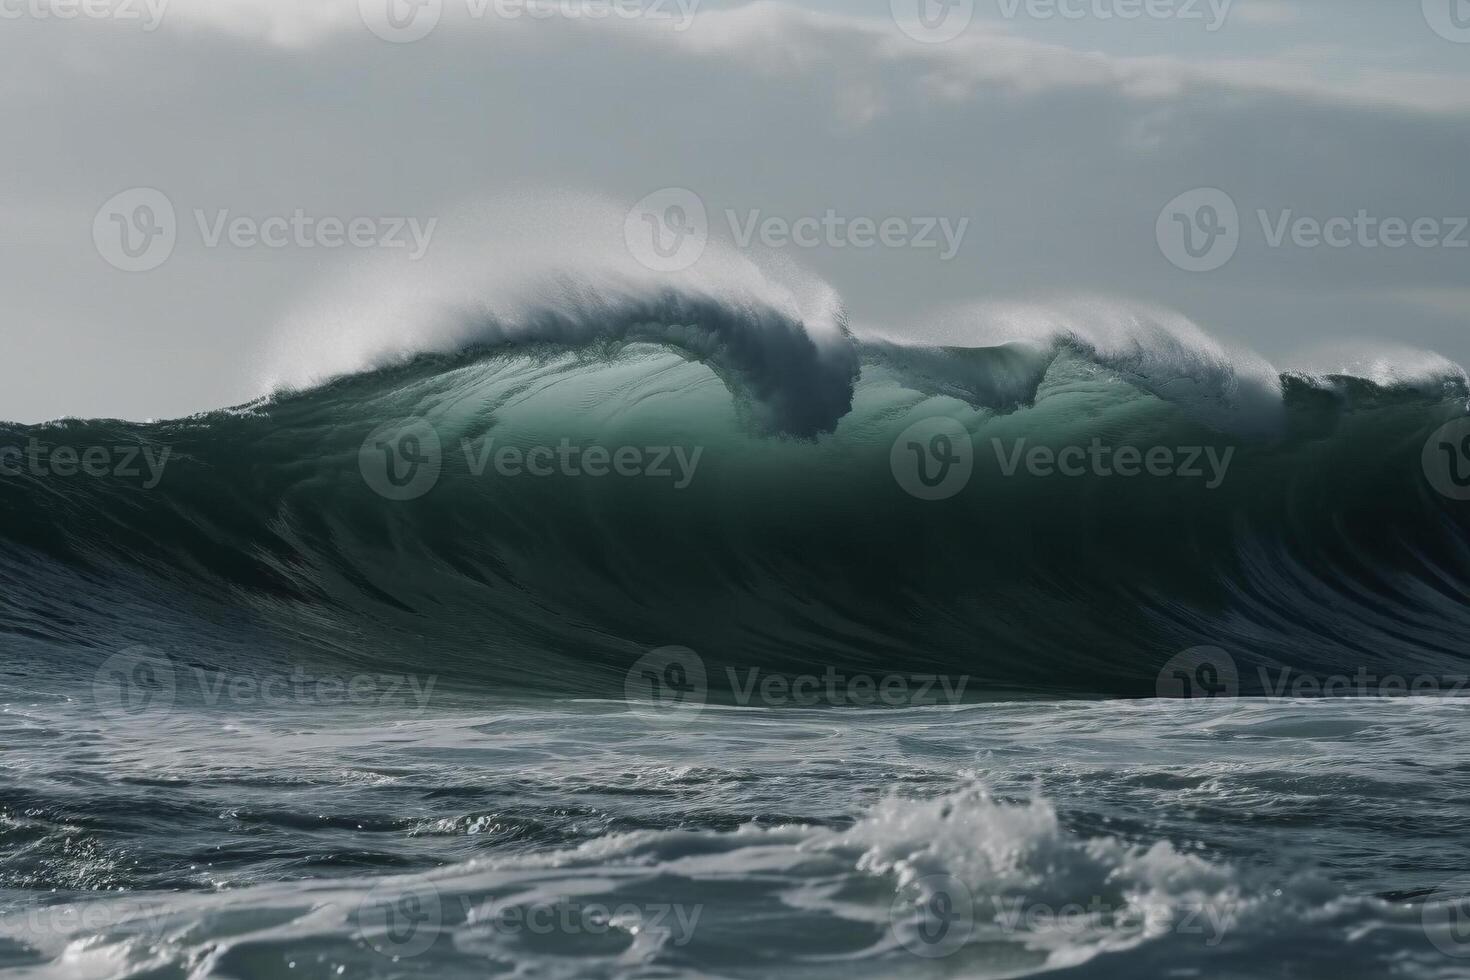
[3,0,1468,421]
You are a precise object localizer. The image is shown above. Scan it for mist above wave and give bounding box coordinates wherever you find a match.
[253,195,1464,438]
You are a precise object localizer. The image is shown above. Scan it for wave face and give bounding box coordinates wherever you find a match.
[3,285,1470,699]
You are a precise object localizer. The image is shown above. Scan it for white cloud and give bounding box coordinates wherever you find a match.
[139,0,1470,115]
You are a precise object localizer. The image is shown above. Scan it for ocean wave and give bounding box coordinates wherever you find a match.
[2,273,1469,698]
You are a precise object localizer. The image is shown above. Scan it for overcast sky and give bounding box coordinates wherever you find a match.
[3,0,1468,422]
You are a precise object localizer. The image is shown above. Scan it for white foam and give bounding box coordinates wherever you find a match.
[259,198,1464,437]
[861,296,1287,437]
[260,193,845,394]
[1284,340,1470,393]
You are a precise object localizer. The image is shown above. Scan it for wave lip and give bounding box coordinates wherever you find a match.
[444,279,862,436]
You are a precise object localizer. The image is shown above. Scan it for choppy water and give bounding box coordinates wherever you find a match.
[4,691,1470,978]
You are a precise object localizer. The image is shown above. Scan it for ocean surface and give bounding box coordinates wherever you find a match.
[4,282,1470,977]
